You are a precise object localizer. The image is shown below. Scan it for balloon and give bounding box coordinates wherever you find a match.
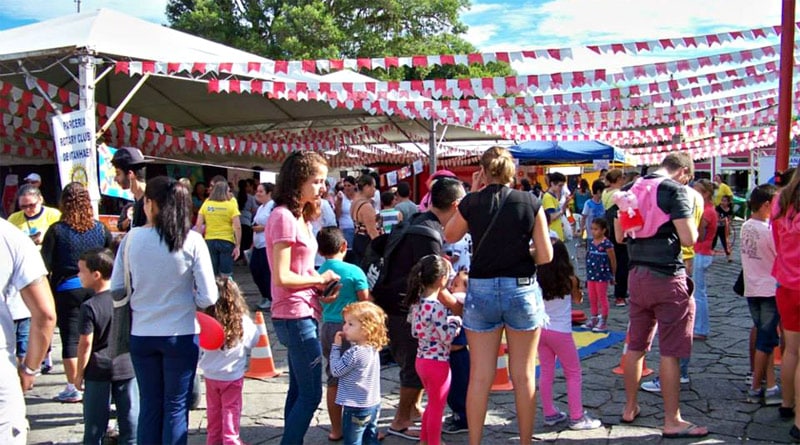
[196,311,225,350]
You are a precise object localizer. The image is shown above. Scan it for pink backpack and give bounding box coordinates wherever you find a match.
[616,176,671,239]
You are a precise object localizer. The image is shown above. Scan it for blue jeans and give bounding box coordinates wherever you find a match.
[748,297,781,353]
[206,239,235,276]
[248,246,272,301]
[13,318,30,358]
[464,277,548,332]
[130,334,199,445]
[342,404,380,445]
[692,254,713,336]
[83,378,139,445]
[273,317,323,445]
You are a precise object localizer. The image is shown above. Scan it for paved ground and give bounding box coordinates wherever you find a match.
[24,223,798,444]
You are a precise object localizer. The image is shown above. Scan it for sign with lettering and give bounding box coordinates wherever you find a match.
[51,110,99,200]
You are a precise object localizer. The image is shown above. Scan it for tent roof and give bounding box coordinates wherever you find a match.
[508,140,626,165]
[0,9,276,63]
[0,9,496,167]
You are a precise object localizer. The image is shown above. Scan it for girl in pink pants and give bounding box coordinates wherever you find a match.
[537,240,602,430]
[582,218,617,332]
[406,255,462,445]
[199,278,260,445]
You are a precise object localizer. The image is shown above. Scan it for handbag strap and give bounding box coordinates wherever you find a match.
[116,230,135,308]
[472,187,511,261]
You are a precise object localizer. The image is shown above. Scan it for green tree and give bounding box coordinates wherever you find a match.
[166,0,513,80]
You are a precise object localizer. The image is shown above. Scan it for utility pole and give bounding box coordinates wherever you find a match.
[75,0,81,13]
[776,0,795,173]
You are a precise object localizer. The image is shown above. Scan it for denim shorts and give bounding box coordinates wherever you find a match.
[747,297,781,353]
[463,277,548,332]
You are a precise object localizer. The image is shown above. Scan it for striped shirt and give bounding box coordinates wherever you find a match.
[330,344,381,408]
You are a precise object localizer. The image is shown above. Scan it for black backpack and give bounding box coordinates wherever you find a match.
[361,217,442,291]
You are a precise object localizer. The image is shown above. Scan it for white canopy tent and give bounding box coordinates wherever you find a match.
[0,9,502,169]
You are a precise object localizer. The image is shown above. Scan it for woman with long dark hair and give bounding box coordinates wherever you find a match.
[267,151,340,444]
[41,182,111,403]
[111,176,217,445]
[445,146,553,445]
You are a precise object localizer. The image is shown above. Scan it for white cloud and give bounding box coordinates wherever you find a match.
[465,23,500,47]
[462,2,504,17]
[463,0,792,49]
[3,0,168,24]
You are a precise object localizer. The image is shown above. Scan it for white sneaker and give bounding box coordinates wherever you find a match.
[765,385,782,406]
[257,299,272,310]
[569,412,603,430]
[640,378,661,393]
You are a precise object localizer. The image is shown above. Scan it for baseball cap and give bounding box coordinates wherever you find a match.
[111,146,150,170]
[24,173,42,183]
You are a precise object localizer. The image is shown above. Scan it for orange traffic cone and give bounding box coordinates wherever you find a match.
[491,344,514,391]
[245,311,281,379]
[613,324,653,377]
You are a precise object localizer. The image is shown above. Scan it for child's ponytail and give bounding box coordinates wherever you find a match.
[404,254,449,308]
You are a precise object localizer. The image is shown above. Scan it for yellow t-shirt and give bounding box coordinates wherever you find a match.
[681,186,705,260]
[7,206,62,242]
[601,188,616,210]
[713,182,733,206]
[199,198,240,243]
[542,192,564,240]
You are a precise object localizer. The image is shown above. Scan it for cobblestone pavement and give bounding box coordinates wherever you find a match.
[25,224,797,443]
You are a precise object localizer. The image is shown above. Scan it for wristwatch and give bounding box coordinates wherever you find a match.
[19,363,41,377]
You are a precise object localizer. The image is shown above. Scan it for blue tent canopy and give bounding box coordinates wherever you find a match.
[508,141,625,164]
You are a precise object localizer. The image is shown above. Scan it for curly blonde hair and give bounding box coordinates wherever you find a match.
[341,301,388,350]
[206,277,248,349]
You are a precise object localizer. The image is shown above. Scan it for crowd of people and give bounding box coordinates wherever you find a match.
[1,144,799,445]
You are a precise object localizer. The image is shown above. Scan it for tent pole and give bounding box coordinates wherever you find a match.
[776,0,795,173]
[78,51,99,217]
[96,73,150,138]
[429,119,437,173]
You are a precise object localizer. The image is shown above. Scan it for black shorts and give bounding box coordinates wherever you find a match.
[55,288,92,359]
[387,313,422,389]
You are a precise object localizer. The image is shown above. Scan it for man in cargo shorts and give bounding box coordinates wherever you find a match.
[614,153,709,439]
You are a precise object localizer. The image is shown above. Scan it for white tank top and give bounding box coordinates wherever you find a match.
[543,295,572,334]
[338,196,354,230]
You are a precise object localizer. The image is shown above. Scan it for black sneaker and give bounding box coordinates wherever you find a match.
[790,424,800,442]
[442,417,468,434]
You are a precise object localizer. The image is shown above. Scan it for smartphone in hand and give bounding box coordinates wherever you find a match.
[322,280,340,298]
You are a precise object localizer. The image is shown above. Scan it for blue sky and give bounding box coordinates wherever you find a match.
[0,0,793,74]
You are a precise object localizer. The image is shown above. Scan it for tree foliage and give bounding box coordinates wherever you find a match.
[166,0,513,80]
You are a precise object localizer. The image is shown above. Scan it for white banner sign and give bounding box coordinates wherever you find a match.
[51,110,99,200]
[593,159,610,171]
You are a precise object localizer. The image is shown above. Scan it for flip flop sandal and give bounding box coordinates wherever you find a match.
[662,423,709,439]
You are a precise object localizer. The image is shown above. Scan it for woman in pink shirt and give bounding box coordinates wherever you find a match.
[266,151,340,445]
[772,168,800,441]
[692,179,717,340]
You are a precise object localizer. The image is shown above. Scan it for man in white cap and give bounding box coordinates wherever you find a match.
[23,173,42,189]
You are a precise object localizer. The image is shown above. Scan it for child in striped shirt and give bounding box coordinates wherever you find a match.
[330,301,389,445]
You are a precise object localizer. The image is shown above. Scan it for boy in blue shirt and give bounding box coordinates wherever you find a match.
[75,248,138,445]
[316,227,371,441]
